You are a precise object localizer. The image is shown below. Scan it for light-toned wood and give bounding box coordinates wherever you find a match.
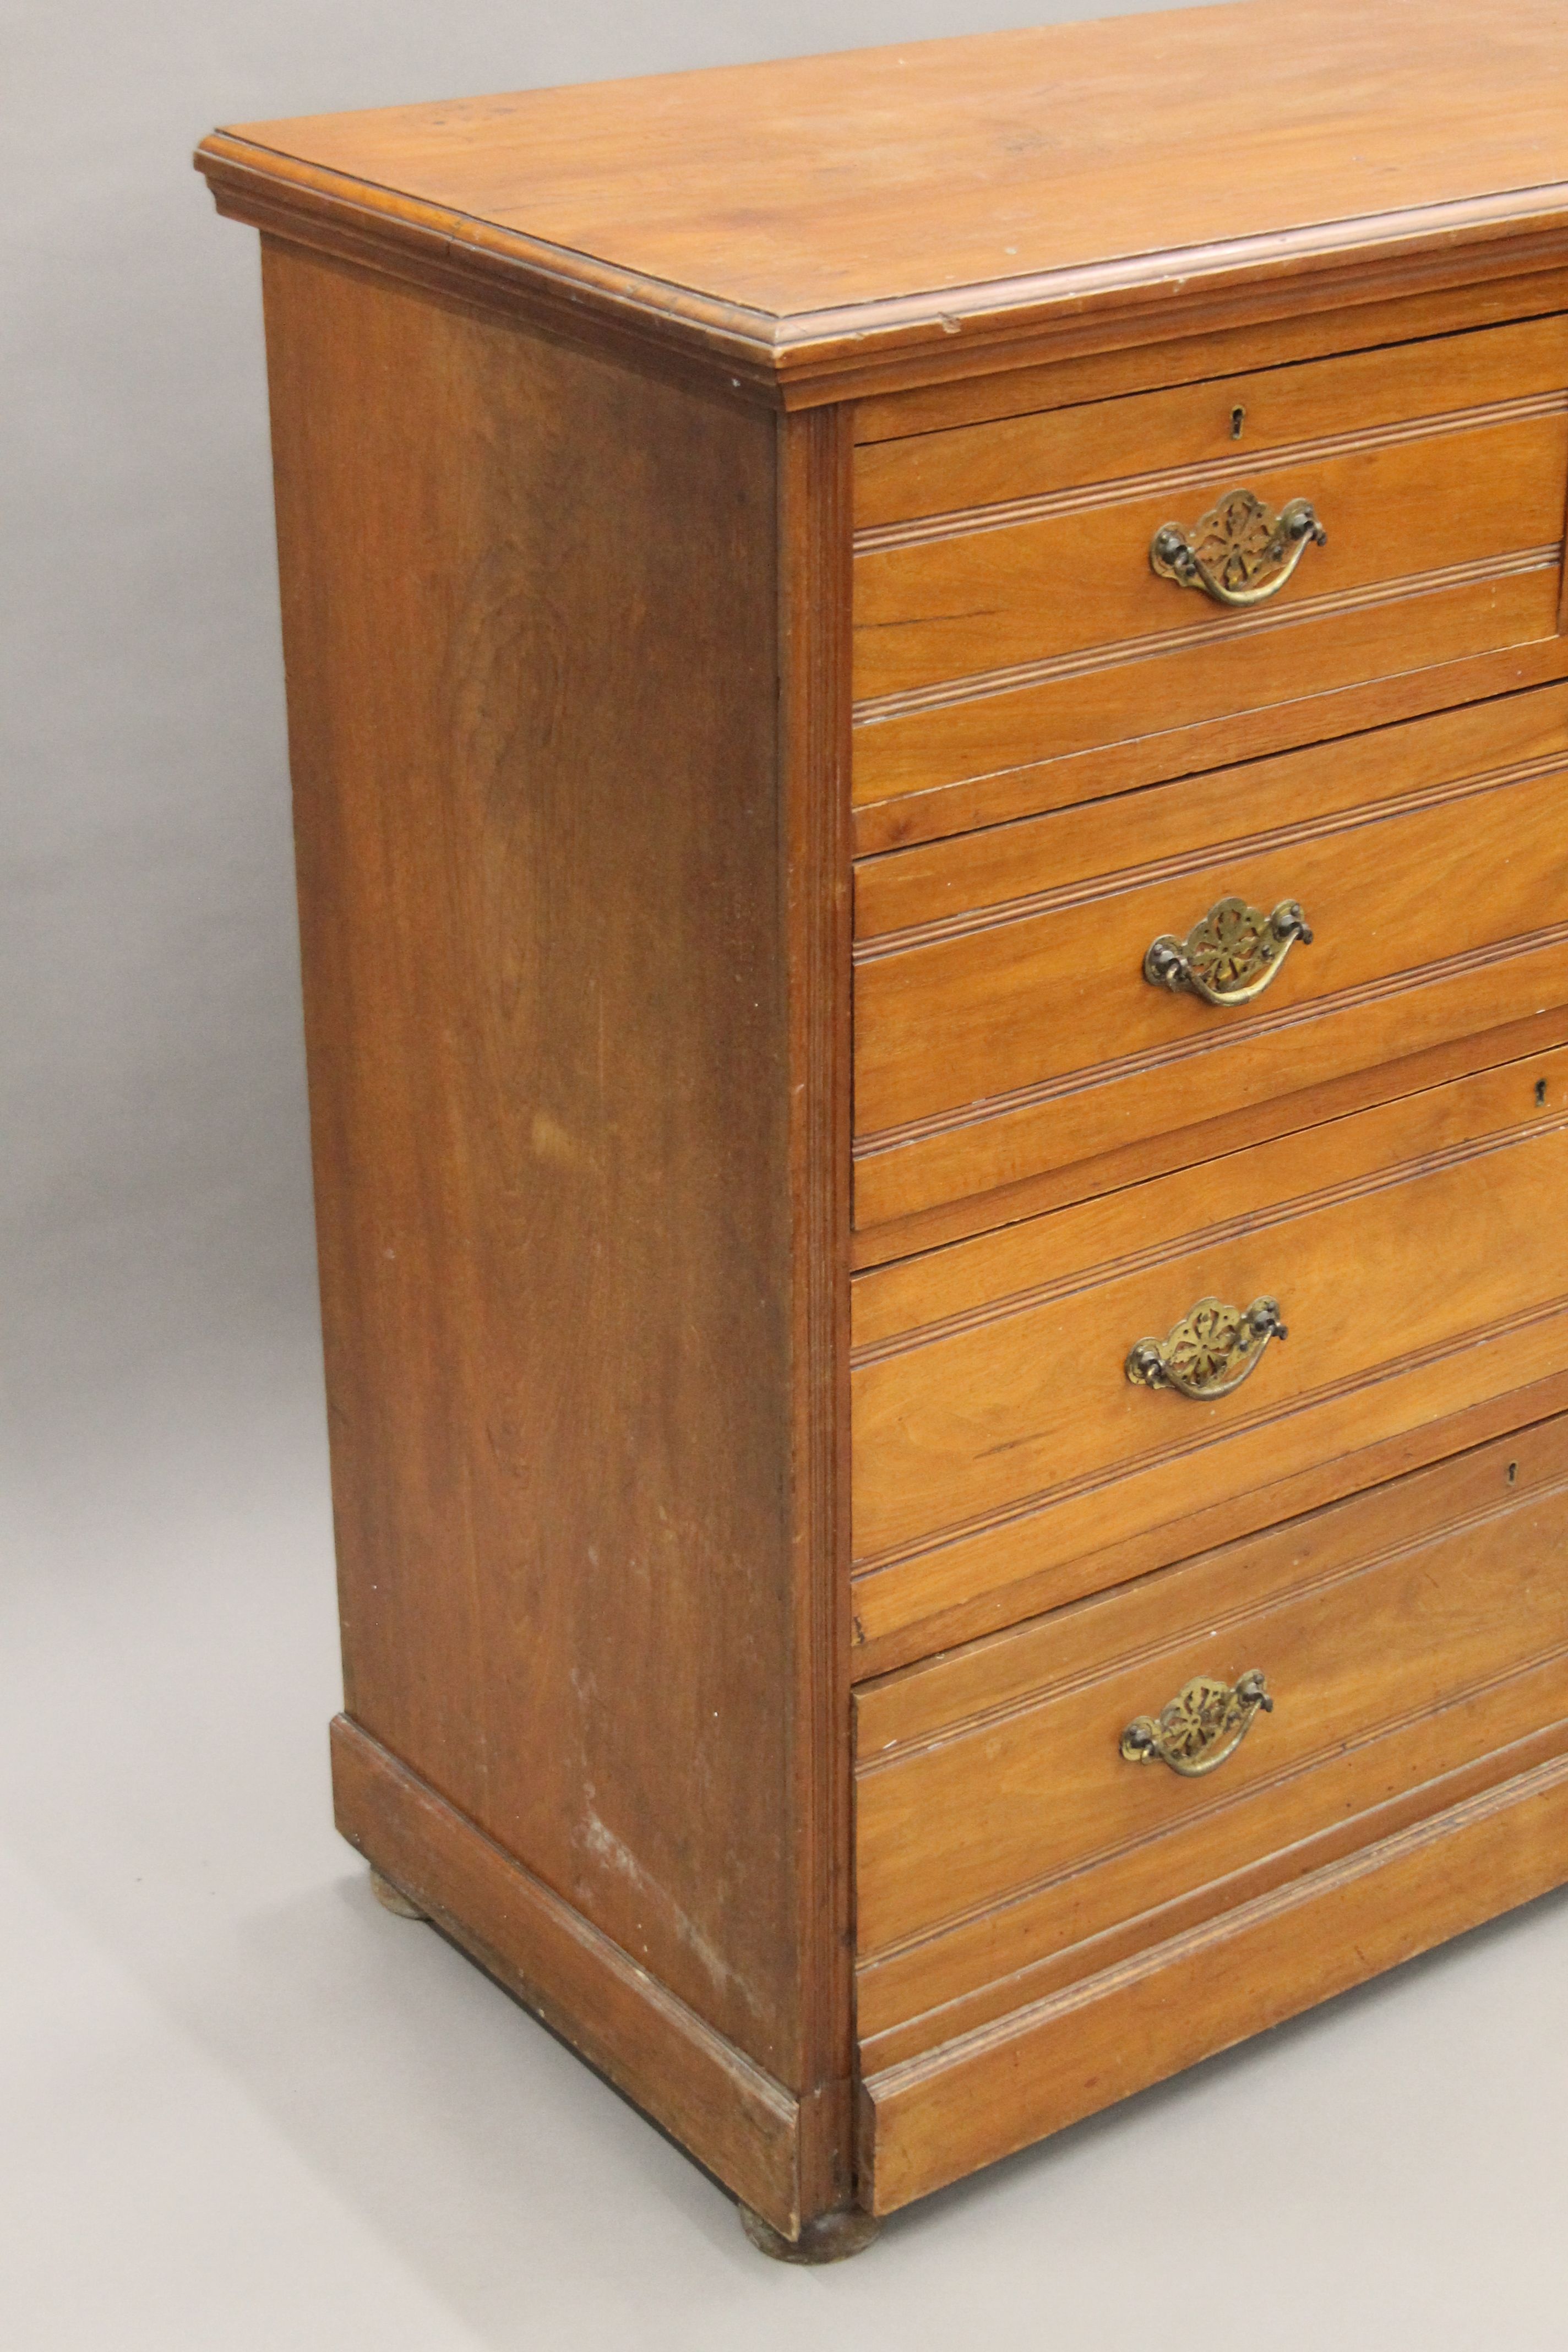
[333,1718,807,2235]
[776,401,858,2223]
[201,0,1568,2239]
[855,1047,1567,1348]
[196,1,1568,403]
[854,410,1566,705]
[851,638,1568,857]
[857,742,1567,1130]
[856,931,1568,1229]
[860,1746,1568,2213]
[853,1368,1568,1677]
[264,239,854,2228]
[857,1548,1568,2052]
[853,704,1568,1207]
[854,1197,1568,1582]
[859,766,1568,1048]
[851,561,1562,822]
[861,1711,1568,2070]
[859,1419,1568,1755]
[856,314,1568,529]
[857,681,1568,941]
[852,269,1568,444]
[269,240,790,2059]
[855,1430,1568,1959]
[851,1008,1568,1270]
[853,1052,1568,1641]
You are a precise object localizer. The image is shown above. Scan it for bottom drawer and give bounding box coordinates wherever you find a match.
[856,1418,1568,2068]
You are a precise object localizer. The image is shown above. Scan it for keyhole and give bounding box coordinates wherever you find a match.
[1536,1077,1548,1106]
[1507,1461,1519,1484]
[1230,404,1246,440]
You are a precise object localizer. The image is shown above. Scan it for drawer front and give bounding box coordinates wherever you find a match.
[854,1419,1568,2065]
[854,685,1568,1227]
[851,1050,1568,1656]
[852,315,1568,814]
[856,315,1568,531]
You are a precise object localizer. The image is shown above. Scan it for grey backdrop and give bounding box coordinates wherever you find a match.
[4,3,1565,2346]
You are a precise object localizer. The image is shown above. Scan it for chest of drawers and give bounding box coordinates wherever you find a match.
[196,0,1568,2257]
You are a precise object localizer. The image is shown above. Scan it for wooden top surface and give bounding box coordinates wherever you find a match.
[198,0,1568,394]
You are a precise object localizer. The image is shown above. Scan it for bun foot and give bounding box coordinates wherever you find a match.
[738,2202,881,2263]
[369,1867,427,1919]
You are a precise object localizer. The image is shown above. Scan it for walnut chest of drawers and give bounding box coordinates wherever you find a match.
[197,0,1568,2257]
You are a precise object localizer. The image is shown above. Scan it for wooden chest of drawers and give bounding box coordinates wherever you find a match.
[196,0,1568,2258]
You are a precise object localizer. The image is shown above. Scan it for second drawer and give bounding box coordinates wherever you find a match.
[854,685,1568,1227]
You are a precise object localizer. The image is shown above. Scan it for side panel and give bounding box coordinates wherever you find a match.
[260,241,850,2224]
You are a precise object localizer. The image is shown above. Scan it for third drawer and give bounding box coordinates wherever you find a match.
[852,1043,1568,1663]
[854,684,1568,1229]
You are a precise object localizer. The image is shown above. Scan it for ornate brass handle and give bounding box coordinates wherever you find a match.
[1126,1295,1287,1399]
[1121,1669,1274,1776]
[1145,895,1313,1005]
[1150,488,1327,607]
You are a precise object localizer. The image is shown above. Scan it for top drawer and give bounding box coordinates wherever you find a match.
[853,315,1568,814]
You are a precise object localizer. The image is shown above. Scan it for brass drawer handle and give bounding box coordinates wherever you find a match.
[1150,487,1327,607]
[1144,894,1313,1005]
[1125,1295,1287,1399]
[1121,1669,1274,1776]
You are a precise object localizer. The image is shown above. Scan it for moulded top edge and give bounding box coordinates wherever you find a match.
[195,0,1568,389]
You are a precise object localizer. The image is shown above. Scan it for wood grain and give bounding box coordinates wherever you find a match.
[263,241,852,2223]
[776,401,857,2221]
[855,1117,1568,1560]
[853,727,1568,1178]
[860,1746,1568,2212]
[856,685,1568,939]
[852,1052,1568,1643]
[851,640,1568,856]
[854,1310,1568,1641]
[210,0,1568,2229]
[855,930,1568,1228]
[855,315,1568,530]
[860,1709,1568,2068]
[851,560,1562,821]
[852,273,1568,443]
[851,1011,1568,1271]
[856,1441,1568,1957]
[333,1717,805,2234]
[858,1419,1568,1756]
[197,0,1568,401]
[857,753,1568,1133]
[852,1365,1568,1678]
[853,1406,1568,2052]
[853,412,1567,704]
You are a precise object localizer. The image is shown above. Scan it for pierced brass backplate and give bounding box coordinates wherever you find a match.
[1144,894,1313,1005]
[1125,1295,1287,1400]
[1121,1669,1274,1776]
[1150,487,1327,606]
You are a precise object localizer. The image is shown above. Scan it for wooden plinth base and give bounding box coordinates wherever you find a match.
[334,1717,812,2236]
